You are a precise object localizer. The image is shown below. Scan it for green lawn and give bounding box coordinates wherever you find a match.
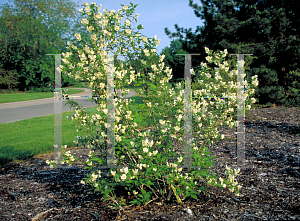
[0,88,87,104]
[0,81,177,104]
[0,80,264,166]
[0,81,89,104]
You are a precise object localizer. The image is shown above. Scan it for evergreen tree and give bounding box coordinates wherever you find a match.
[160,39,188,85]
[164,0,300,107]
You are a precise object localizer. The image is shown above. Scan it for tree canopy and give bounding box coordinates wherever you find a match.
[163,0,300,107]
[0,0,85,92]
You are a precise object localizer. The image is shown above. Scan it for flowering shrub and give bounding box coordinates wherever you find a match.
[46,2,258,212]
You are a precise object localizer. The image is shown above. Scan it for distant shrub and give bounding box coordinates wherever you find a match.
[0,63,20,92]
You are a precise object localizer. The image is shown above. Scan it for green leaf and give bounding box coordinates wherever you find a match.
[199,186,207,193]
[191,194,198,200]
[137,24,144,30]
[129,199,137,204]
[146,180,154,186]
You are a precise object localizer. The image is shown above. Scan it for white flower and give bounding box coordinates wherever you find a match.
[225,164,230,171]
[125,29,131,35]
[206,56,212,62]
[133,169,138,175]
[142,36,148,43]
[80,18,89,25]
[205,47,210,54]
[121,174,127,181]
[143,148,148,153]
[75,33,81,41]
[177,157,183,163]
[123,5,128,10]
[88,150,94,157]
[221,134,225,139]
[251,98,256,103]
[153,150,158,156]
[123,167,129,174]
[111,170,116,176]
[153,168,157,171]
[237,60,245,67]
[159,119,166,125]
[177,114,183,121]
[133,190,138,195]
[234,168,240,175]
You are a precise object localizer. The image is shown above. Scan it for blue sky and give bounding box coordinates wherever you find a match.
[0,0,206,55]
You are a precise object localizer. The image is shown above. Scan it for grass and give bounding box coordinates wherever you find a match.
[0,81,176,104]
[0,88,86,104]
[0,81,88,104]
[0,80,265,166]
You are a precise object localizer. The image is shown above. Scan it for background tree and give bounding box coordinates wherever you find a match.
[160,39,188,85]
[0,62,20,92]
[164,0,300,108]
[0,0,85,92]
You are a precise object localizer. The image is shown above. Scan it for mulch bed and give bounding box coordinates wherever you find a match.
[0,104,300,220]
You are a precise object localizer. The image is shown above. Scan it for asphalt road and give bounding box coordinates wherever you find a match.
[0,88,137,124]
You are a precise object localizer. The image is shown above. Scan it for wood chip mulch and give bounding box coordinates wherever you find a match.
[0,104,300,220]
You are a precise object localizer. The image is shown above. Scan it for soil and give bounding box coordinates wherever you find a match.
[0,104,300,220]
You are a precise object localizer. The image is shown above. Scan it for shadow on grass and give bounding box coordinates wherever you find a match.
[0,145,36,165]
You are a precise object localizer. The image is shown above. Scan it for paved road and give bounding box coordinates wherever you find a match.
[0,88,136,124]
